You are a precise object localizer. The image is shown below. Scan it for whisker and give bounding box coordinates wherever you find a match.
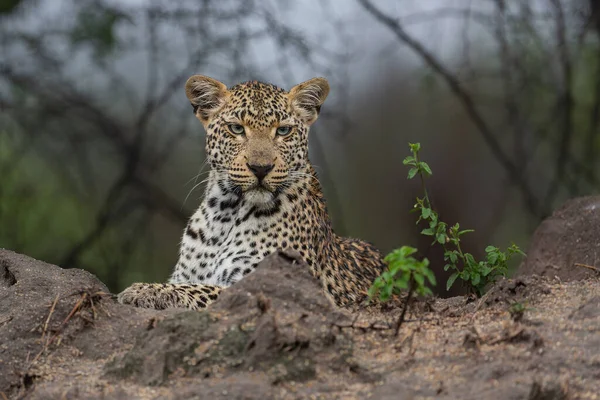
[182,170,229,207]
[183,178,212,207]
[289,171,318,181]
[185,159,210,186]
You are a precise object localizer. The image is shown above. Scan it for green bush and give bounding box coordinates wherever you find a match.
[370,142,525,303]
[368,246,435,302]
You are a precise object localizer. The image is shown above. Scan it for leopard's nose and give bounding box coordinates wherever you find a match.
[247,163,274,182]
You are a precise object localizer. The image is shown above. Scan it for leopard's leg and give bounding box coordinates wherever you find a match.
[117,283,223,310]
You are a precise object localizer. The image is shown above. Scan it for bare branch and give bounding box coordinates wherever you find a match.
[544,0,575,209]
[585,35,600,180]
[357,0,543,217]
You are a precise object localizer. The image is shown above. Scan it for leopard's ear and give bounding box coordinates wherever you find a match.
[288,77,329,125]
[185,75,228,123]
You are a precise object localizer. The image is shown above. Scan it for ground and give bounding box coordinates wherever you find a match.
[1,197,599,399]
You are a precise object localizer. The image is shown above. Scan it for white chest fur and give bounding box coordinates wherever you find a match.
[169,179,303,286]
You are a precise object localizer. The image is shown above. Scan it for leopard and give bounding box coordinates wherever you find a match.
[117,75,386,310]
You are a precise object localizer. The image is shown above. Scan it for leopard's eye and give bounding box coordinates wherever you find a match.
[276,126,292,136]
[228,124,245,135]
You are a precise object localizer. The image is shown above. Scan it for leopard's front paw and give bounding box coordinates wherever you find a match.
[117,283,173,310]
[117,283,218,310]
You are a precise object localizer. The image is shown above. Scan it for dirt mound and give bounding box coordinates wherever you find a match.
[105,250,353,386]
[0,249,108,392]
[483,275,552,307]
[0,249,167,397]
[0,247,599,399]
[518,196,600,280]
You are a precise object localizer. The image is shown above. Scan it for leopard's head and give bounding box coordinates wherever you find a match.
[185,75,329,205]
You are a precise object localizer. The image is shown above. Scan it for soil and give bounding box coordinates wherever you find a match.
[1,197,599,400]
[518,195,600,281]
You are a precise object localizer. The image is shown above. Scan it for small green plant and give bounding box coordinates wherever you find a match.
[368,245,435,335]
[368,246,436,302]
[508,301,528,322]
[404,142,525,296]
[367,142,525,335]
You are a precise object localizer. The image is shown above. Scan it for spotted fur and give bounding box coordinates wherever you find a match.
[117,76,385,310]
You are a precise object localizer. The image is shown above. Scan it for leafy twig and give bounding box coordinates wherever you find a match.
[357,0,543,218]
[369,246,435,302]
[405,143,525,296]
[369,245,435,336]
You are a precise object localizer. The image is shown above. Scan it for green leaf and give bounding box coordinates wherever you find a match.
[408,168,418,179]
[449,252,458,263]
[458,229,475,236]
[409,142,421,153]
[421,228,434,236]
[414,273,425,287]
[465,253,477,267]
[437,221,447,231]
[401,270,411,283]
[429,212,438,224]
[403,156,415,165]
[381,284,392,301]
[394,280,408,290]
[481,266,491,277]
[398,246,417,258]
[507,244,526,256]
[447,272,459,291]
[423,269,437,285]
[420,162,433,176]
[471,273,481,286]
[422,207,431,219]
[437,234,446,244]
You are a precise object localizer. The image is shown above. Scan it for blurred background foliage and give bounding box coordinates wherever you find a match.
[1,0,598,296]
